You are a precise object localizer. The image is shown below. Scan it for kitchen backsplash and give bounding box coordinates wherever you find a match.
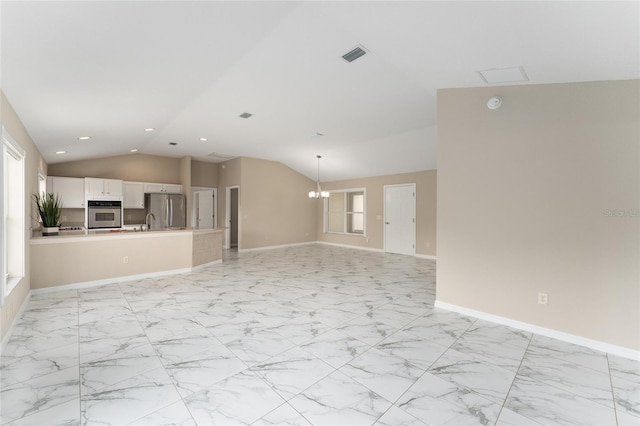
[60,208,84,226]
[57,207,146,226]
[124,208,146,225]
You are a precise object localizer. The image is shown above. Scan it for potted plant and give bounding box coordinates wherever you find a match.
[33,192,63,236]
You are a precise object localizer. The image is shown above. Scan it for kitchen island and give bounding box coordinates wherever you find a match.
[30,228,224,290]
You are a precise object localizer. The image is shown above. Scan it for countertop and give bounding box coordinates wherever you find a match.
[31,227,223,244]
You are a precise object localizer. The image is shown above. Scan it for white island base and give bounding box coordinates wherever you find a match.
[30,229,223,290]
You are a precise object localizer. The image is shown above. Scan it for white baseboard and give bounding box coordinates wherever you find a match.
[30,264,213,295]
[317,241,436,259]
[415,254,437,260]
[238,241,315,253]
[315,241,385,253]
[434,300,640,361]
[190,259,222,271]
[1,290,32,353]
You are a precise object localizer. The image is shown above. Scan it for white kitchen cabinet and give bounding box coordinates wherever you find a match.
[164,184,183,194]
[143,183,182,194]
[85,178,123,197]
[46,176,85,208]
[143,183,164,193]
[123,182,145,209]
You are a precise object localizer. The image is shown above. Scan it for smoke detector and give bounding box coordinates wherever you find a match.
[487,96,502,110]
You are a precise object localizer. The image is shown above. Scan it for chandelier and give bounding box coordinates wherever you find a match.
[308,155,329,199]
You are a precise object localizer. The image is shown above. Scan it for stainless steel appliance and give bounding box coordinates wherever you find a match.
[144,193,186,230]
[87,200,122,229]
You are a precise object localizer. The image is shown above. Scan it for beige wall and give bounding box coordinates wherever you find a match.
[180,156,192,227]
[31,234,192,288]
[240,157,317,250]
[30,230,222,288]
[437,80,639,350]
[216,157,242,236]
[48,153,182,183]
[1,91,46,342]
[191,160,218,188]
[318,170,437,256]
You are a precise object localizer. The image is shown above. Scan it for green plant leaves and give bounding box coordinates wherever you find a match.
[33,192,63,227]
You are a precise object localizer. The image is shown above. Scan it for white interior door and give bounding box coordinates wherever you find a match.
[384,184,416,256]
[194,189,215,229]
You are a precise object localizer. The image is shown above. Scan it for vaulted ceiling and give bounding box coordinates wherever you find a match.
[2,1,638,181]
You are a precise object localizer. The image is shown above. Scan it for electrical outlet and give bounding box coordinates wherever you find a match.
[538,292,548,305]
[123,256,129,264]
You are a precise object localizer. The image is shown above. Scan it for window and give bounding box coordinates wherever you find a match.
[38,172,47,197]
[325,189,366,235]
[2,127,25,302]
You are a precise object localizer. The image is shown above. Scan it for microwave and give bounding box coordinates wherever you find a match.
[87,200,122,229]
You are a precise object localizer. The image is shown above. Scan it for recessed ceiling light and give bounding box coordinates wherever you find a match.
[239,112,253,119]
[144,128,155,132]
[199,138,207,142]
[55,150,66,155]
[78,136,91,140]
[169,142,178,146]
[130,149,138,152]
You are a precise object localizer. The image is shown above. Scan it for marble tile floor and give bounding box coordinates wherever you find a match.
[1,245,638,426]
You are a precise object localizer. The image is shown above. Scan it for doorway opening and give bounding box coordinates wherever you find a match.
[225,186,239,249]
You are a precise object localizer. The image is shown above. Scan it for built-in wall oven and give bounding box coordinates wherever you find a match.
[87,200,122,229]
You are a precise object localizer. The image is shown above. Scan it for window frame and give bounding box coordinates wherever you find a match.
[1,126,26,304]
[323,187,366,237]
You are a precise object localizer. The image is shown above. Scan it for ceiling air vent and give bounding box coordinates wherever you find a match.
[207,152,236,163]
[342,45,367,63]
[477,66,529,84]
[239,112,253,119]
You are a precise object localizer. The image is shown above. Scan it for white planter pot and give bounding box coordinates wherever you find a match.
[42,226,59,236]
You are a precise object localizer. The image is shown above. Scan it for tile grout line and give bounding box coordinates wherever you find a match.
[370,304,479,423]
[494,332,536,425]
[76,288,82,425]
[606,354,620,426]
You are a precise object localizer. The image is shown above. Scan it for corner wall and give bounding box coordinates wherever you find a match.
[1,91,46,342]
[240,157,317,250]
[317,170,437,256]
[437,80,639,350]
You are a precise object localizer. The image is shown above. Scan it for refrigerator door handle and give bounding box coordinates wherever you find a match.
[169,198,173,227]
[165,198,170,228]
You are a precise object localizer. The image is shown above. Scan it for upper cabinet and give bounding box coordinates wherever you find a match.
[143,183,182,194]
[124,181,183,209]
[85,178,123,197]
[46,176,85,208]
[123,182,145,209]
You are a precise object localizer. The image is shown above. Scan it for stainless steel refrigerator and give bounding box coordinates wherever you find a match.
[144,193,186,229]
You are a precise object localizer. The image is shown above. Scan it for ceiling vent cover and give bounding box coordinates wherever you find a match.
[207,152,236,163]
[477,66,529,84]
[342,45,367,63]
[239,112,253,119]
